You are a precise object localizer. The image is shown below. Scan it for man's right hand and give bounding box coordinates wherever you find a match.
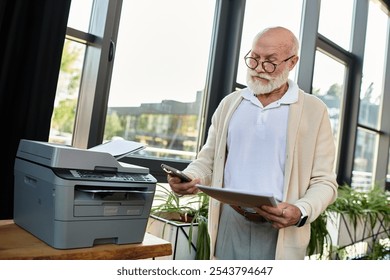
[167,175,201,195]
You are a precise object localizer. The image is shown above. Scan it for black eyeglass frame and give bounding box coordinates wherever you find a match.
[244,50,295,73]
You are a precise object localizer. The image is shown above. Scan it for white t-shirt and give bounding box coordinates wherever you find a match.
[223,80,298,201]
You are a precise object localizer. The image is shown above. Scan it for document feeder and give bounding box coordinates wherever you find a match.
[13,139,156,249]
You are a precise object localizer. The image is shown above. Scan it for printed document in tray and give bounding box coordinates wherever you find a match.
[88,139,145,159]
[196,185,278,207]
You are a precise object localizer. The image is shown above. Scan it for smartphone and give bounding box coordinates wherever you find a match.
[161,163,191,182]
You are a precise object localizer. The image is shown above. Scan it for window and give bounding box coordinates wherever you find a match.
[358,1,387,130]
[236,0,303,85]
[49,39,86,145]
[49,0,93,145]
[312,50,347,165]
[66,0,93,32]
[318,0,354,51]
[352,0,388,189]
[104,0,216,161]
[352,128,379,190]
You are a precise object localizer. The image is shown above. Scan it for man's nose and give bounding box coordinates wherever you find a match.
[254,62,265,72]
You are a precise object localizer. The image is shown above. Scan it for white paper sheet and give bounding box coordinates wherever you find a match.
[88,139,145,159]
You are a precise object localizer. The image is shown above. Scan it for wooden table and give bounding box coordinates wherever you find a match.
[0,220,172,260]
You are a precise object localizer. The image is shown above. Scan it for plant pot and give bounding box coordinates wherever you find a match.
[147,213,199,260]
[326,211,388,258]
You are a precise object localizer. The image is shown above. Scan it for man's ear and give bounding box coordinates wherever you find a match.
[289,55,299,70]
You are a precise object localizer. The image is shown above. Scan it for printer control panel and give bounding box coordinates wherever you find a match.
[55,169,155,183]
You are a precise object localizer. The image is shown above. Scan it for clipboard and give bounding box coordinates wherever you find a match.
[196,185,278,208]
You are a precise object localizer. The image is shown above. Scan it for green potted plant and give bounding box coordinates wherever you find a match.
[147,184,210,260]
[307,184,390,260]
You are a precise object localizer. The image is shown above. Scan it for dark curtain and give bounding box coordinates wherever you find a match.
[0,0,71,219]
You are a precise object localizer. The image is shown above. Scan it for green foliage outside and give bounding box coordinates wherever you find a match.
[51,40,82,135]
[51,98,77,134]
[104,112,125,140]
[59,40,82,95]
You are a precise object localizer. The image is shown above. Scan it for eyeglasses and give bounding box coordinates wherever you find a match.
[244,50,295,73]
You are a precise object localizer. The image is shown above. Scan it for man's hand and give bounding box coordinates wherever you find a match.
[167,175,201,196]
[254,202,302,229]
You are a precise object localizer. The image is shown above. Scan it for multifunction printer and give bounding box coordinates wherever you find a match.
[13,139,156,249]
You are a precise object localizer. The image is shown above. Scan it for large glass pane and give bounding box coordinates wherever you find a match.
[104,0,216,161]
[312,50,346,163]
[67,0,93,32]
[351,128,378,191]
[236,0,303,85]
[318,0,354,51]
[358,1,387,129]
[49,39,86,145]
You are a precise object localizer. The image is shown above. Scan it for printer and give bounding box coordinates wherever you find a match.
[13,139,156,249]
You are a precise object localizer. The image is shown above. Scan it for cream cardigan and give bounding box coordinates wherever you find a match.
[184,88,338,260]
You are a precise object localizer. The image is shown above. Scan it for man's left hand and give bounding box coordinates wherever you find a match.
[254,202,301,229]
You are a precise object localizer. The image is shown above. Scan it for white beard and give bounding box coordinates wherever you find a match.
[246,67,290,95]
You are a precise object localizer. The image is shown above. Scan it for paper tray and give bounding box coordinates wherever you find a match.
[196,185,278,208]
